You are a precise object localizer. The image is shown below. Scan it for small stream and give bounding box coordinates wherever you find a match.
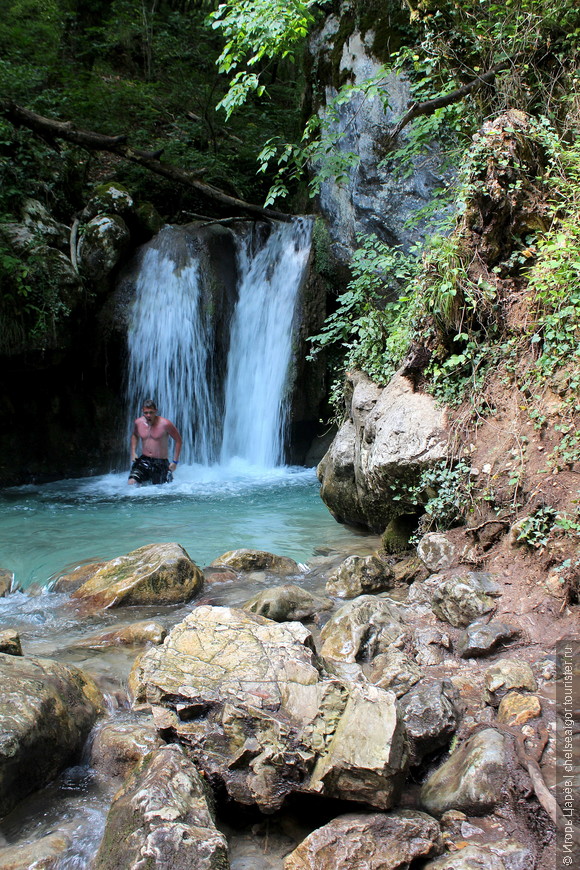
[0,467,376,867]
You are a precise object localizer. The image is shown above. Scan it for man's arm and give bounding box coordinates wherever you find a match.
[130,432,139,462]
[167,423,182,468]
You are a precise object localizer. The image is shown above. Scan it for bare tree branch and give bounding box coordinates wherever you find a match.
[388,59,513,141]
[0,100,292,222]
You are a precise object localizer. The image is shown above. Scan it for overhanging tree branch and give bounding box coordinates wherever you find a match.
[0,100,292,222]
[388,59,513,141]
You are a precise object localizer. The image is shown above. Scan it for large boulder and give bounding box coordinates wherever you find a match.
[325,553,394,598]
[0,653,104,817]
[421,729,507,817]
[318,372,448,532]
[93,745,228,870]
[210,548,300,575]
[284,810,442,870]
[130,606,407,812]
[77,214,130,281]
[71,543,203,610]
[319,595,407,666]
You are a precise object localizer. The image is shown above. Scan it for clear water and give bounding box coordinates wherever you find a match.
[0,464,359,592]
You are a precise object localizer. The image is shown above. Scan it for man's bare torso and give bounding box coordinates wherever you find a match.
[133,416,178,459]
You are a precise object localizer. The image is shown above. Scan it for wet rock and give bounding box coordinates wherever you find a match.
[284,810,441,870]
[93,744,228,870]
[325,553,394,598]
[368,649,424,698]
[319,595,407,665]
[398,680,460,765]
[131,606,407,811]
[417,533,456,571]
[0,653,104,817]
[77,214,130,281]
[71,542,203,610]
[431,573,498,627]
[243,584,332,622]
[74,620,167,649]
[90,717,164,780]
[421,728,507,817]
[456,621,519,658]
[0,630,22,656]
[423,844,506,870]
[51,561,105,593]
[484,659,537,706]
[318,371,448,532]
[497,692,541,726]
[413,627,452,667]
[211,548,300,575]
[0,570,14,598]
[0,831,71,870]
[381,515,417,554]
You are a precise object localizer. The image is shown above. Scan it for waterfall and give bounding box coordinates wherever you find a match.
[126,218,312,468]
[220,219,312,467]
[126,228,219,465]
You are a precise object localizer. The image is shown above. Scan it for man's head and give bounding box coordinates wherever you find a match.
[142,399,158,422]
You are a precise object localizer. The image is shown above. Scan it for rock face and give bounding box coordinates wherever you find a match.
[398,680,460,766]
[71,543,203,609]
[421,729,507,816]
[431,572,498,627]
[93,745,228,870]
[309,17,452,266]
[0,653,104,817]
[284,810,442,870]
[317,372,448,532]
[131,606,407,812]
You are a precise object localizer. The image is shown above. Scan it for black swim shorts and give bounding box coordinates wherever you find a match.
[129,456,172,485]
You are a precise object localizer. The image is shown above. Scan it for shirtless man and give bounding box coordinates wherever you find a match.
[128,399,183,485]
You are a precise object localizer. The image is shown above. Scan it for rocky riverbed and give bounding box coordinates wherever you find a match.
[0,524,576,870]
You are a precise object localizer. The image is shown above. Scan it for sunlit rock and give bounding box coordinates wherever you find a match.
[73,620,167,649]
[319,595,407,666]
[0,831,72,870]
[93,745,228,870]
[243,584,332,622]
[484,659,537,707]
[130,606,407,812]
[431,572,498,628]
[71,542,203,610]
[325,553,394,599]
[417,533,456,571]
[283,810,442,870]
[421,728,507,817]
[90,718,164,781]
[368,649,424,698]
[318,372,448,532]
[0,630,22,656]
[0,653,104,817]
[211,548,300,575]
[51,560,105,593]
[497,691,541,726]
[0,569,13,598]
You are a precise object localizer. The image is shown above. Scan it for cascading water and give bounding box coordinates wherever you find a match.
[126,218,312,469]
[220,218,312,467]
[126,228,219,465]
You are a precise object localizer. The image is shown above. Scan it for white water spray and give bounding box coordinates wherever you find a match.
[221,219,312,467]
[126,218,312,468]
